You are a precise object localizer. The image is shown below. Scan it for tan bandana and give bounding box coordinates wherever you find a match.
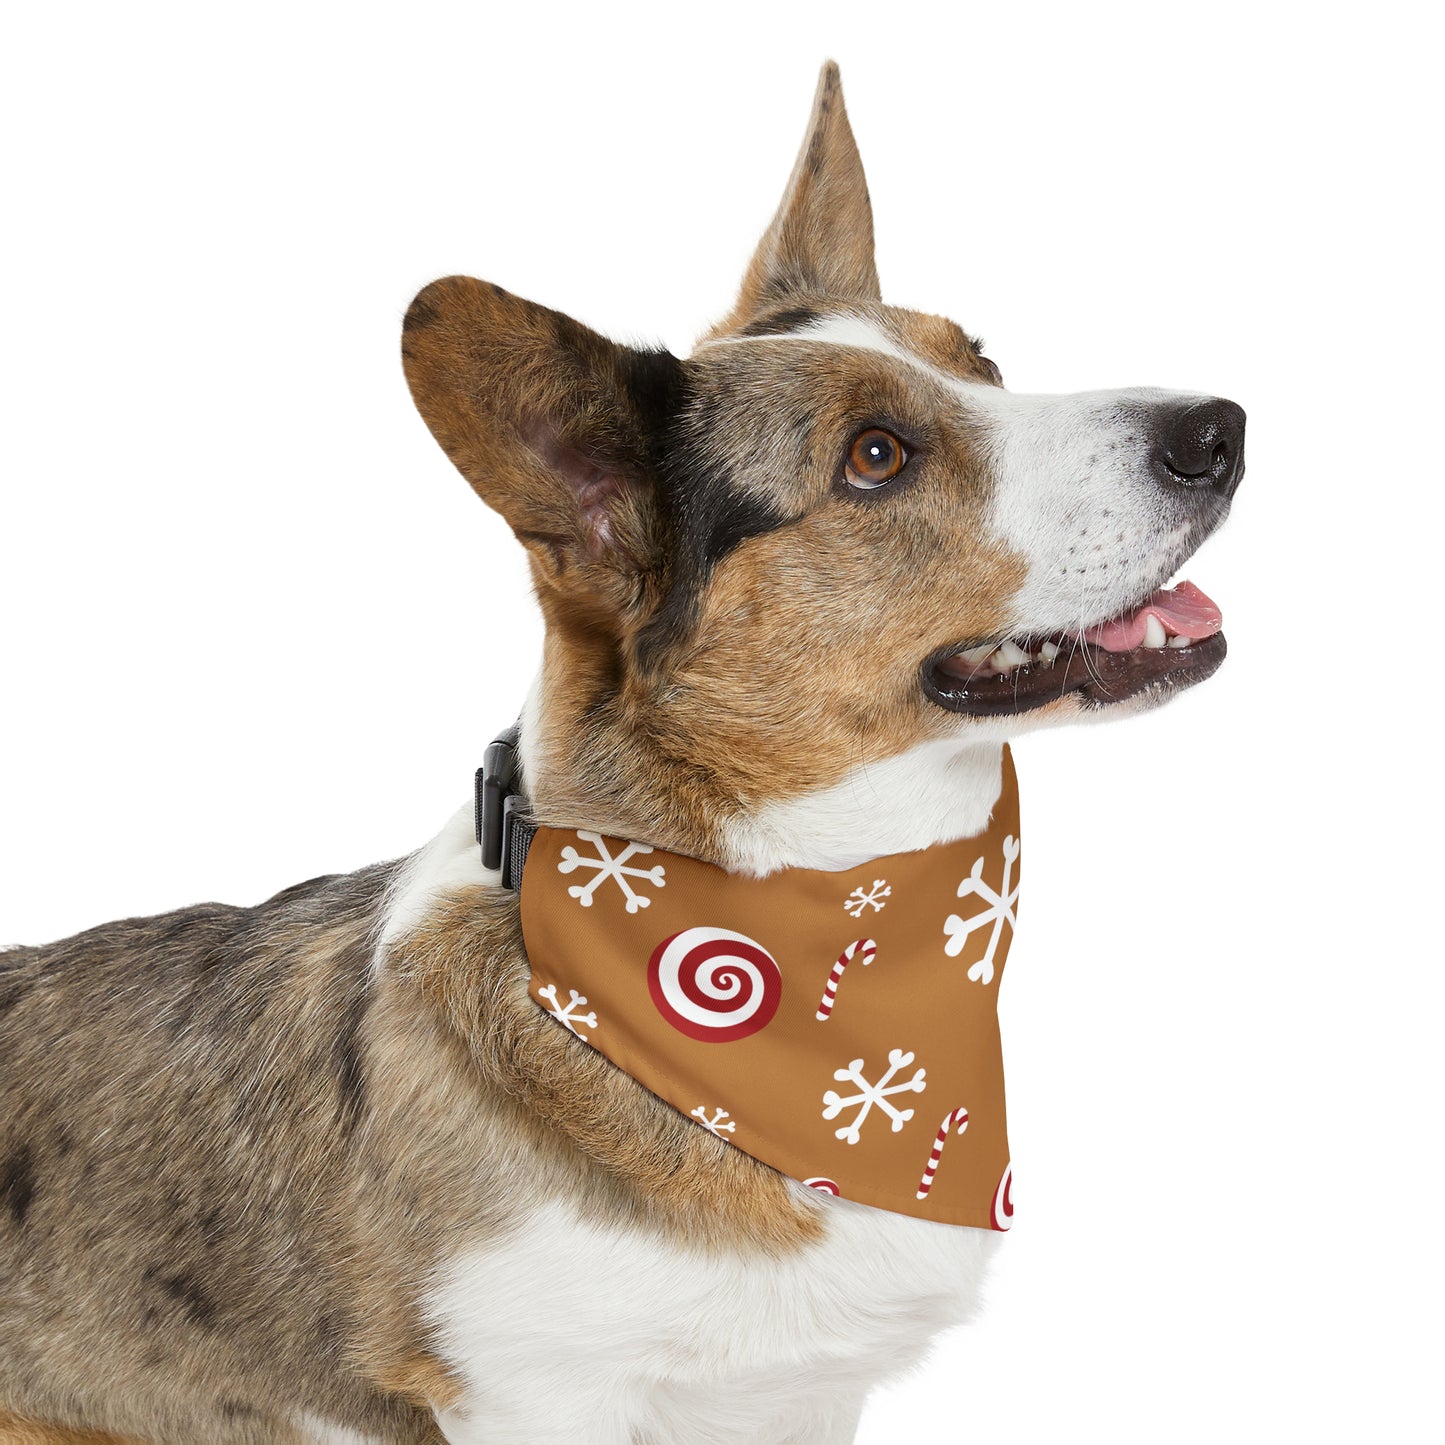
[520,747,1020,1230]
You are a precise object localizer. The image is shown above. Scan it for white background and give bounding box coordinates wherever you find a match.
[3,3,1441,1441]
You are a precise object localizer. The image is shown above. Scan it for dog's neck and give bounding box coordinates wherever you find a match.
[518,672,1008,876]
[375,683,1008,959]
[714,738,1009,873]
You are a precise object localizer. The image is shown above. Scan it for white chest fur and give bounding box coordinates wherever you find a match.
[424,1193,1001,1445]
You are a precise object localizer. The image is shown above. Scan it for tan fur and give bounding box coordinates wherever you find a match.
[885,308,1003,385]
[709,61,879,336]
[401,276,671,604]
[363,1356,465,1415]
[0,1413,142,1445]
[389,886,823,1253]
[514,329,1028,860]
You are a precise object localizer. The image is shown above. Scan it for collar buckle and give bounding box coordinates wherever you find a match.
[475,724,534,890]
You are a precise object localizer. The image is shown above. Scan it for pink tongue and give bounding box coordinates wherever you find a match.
[1077,580,1223,652]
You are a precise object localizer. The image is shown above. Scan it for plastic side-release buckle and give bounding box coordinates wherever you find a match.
[475,723,534,890]
[476,725,520,871]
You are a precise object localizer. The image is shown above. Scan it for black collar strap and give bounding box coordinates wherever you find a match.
[475,723,536,890]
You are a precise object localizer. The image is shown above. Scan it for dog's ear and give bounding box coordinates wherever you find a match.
[402,277,682,608]
[712,61,880,336]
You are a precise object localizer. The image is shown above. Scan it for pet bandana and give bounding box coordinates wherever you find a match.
[519,747,1019,1230]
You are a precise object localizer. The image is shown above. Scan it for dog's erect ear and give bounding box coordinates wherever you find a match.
[712,61,880,336]
[402,277,682,604]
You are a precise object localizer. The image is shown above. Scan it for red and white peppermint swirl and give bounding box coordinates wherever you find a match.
[815,937,877,1021]
[648,927,783,1042]
[991,1162,1014,1231]
[804,1177,841,1195]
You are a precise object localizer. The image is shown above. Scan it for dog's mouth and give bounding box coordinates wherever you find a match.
[922,581,1227,717]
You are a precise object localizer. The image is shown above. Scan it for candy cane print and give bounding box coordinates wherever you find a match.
[814,938,877,1021]
[991,1162,1014,1231]
[915,1107,970,1201]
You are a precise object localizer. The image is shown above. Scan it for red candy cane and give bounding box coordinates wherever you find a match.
[814,938,877,1021]
[915,1107,970,1201]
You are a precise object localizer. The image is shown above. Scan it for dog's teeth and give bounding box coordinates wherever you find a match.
[958,643,995,667]
[1039,640,1061,664]
[1142,615,1168,648]
[995,641,1031,670]
[1167,633,1192,649]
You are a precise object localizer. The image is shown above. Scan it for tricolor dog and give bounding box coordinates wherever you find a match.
[0,62,1244,1445]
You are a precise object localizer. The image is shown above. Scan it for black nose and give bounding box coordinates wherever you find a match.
[1154,397,1246,500]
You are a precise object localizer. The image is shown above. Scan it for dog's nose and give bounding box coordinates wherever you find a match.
[1153,397,1246,500]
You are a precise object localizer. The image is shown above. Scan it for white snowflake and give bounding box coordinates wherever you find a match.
[943,834,1020,985]
[535,982,598,1039]
[557,831,667,913]
[821,1049,927,1145]
[843,879,892,918]
[690,1106,736,1137]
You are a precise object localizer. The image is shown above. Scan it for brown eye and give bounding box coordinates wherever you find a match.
[845,428,908,489]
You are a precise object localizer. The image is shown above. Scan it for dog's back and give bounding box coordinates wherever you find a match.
[0,871,440,1443]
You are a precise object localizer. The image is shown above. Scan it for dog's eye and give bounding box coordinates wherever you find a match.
[845,428,908,489]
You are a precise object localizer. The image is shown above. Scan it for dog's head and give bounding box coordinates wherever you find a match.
[402,63,1243,845]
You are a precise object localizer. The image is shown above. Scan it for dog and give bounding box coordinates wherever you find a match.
[0,60,1243,1445]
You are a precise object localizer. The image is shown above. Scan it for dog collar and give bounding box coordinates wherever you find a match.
[477,732,1019,1230]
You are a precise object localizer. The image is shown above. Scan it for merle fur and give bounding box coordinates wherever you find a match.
[0,1143,35,1227]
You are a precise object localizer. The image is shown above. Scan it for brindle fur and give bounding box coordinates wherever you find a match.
[4,62,1034,1441]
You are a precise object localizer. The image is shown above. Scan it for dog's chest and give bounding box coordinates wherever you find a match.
[423,1192,1000,1443]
